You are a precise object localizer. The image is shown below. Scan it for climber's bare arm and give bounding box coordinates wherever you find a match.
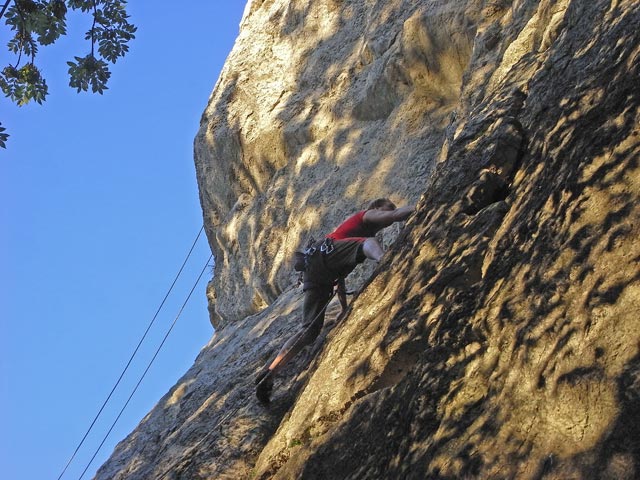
[363,205,414,229]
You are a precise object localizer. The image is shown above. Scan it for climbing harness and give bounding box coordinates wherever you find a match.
[294,237,336,273]
[294,238,314,272]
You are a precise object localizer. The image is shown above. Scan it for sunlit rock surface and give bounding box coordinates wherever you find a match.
[95,0,640,478]
[193,0,474,329]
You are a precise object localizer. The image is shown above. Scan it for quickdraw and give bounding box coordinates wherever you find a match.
[295,237,335,274]
[319,237,335,254]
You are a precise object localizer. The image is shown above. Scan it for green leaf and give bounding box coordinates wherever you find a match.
[0,125,9,149]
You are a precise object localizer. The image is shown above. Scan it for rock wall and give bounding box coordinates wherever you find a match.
[95,0,640,478]
[194,0,477,328]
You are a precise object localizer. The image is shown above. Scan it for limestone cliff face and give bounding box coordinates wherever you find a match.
[194,0,476,329]
[95,0,640,479]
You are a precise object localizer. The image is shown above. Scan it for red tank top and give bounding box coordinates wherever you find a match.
[327,210,379,241]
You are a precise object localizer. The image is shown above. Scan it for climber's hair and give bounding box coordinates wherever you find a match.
[367,198,396,210]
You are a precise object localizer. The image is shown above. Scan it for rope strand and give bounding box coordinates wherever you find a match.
[154,285,342,478]
[56,226,205,480]
[76,254,213,480]
[156,405,240,480]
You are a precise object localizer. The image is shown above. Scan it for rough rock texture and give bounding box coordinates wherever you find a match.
[95,0,640,479]
[194,0,476,329]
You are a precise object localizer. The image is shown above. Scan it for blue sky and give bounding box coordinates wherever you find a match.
[1,2,247,479]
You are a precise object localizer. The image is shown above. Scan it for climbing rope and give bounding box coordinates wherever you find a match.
[156,405,241,480]
[55,225,207,480]
[73,263,345,478]
[75,254,213,480]
[154,289,341,478]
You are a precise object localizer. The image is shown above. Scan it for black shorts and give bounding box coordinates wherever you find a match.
[303,239,365,289]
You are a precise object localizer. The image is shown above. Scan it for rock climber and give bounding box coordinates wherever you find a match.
[255,198,414,403]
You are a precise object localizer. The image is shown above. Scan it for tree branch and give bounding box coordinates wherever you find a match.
[13,0,25,68]
[0,0,12,20]
[91,1,98,57]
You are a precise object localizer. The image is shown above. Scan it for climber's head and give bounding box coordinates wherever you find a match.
[367,198,396,211]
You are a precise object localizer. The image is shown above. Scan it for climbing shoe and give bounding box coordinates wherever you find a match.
[255,367,270,386]
[256,374,273,404]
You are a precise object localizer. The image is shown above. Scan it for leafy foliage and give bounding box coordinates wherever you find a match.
[1,0,136,148]
[1,63,48,104]
[67,54,110,93]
